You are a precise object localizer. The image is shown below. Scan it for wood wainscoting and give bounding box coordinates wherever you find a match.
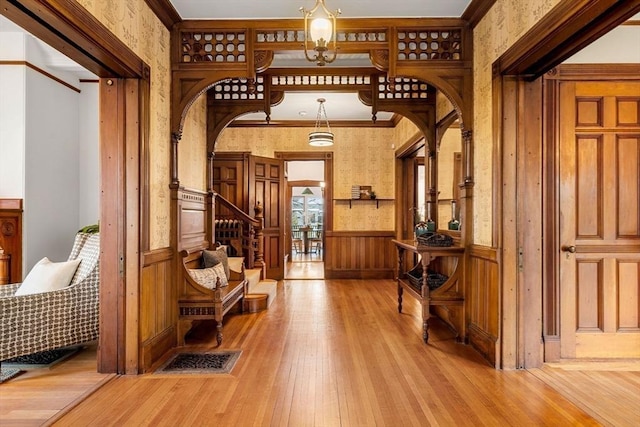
[467,245,500,367]
[140,247,175,372]
[139,187,210,372]
[324,231,396,279]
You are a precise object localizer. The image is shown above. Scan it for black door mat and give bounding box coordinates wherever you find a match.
[0,367,22,383]
[156,350,242,375]
[1,347,80,370]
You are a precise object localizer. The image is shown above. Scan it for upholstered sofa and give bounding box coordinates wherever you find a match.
[0,232,100,363]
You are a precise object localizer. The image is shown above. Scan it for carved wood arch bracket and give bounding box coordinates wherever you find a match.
[171,19,474,190]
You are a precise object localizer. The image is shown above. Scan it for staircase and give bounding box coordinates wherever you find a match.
[215,194,277,311]
[243,268,277,312]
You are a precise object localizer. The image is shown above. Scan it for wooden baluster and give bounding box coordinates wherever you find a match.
[397,246,404,313]
[253,202,266,279]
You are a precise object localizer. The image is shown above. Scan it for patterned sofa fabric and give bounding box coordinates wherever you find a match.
[0,232,100,362]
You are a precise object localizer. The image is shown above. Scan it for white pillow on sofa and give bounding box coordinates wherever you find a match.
[187,262,228,289]
[15,257,82,296]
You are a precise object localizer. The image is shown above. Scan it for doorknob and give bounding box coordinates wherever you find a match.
[562,245,576,253]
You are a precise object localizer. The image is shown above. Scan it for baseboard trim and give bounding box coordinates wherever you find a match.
[324,269,394,280]
[140,326,176,373]
[468,323,498,367]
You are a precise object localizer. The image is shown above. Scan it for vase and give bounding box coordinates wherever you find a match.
[448,200,460,230]
[415,222,430,238]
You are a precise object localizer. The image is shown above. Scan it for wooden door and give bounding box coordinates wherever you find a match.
[559,81,640,358]
[212,153,248,216]
[250,155,285,279]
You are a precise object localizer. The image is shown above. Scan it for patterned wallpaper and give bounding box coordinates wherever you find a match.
[394,117,420,145]
[178,93,207,191]
[473,0,561,245]
[436,91,455,122]
[75,0,172,249]
[217,126,397,231]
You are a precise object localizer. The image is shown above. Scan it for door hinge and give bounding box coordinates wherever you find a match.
[518,247,524,272]
[119,253,125,277]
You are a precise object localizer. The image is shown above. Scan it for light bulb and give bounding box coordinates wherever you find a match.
[310,17,332,45]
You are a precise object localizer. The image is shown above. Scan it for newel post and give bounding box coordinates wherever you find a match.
[253,201,266,279]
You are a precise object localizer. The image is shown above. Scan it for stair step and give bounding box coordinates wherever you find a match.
[248,279,277,308]
[243,293,268,313]
[245,268,262,288]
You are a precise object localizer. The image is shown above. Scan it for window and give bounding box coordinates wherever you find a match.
[291,194,323,228]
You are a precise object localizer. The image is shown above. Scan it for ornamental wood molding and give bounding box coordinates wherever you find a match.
[205,67,438,152]
[1,0,145,78]
[496,0,640,78]
[171,18,473,144]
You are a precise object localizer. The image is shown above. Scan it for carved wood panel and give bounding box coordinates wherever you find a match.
[324,231,395,279]
[140,248,175,372]
[467,245,499,367]
[250,155,284,279]
[212,154,248,217]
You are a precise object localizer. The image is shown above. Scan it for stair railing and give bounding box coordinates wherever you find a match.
[213,193,265,278]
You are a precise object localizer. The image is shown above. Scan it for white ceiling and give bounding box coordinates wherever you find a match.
[168,0,473,20]
[238,92,392,122]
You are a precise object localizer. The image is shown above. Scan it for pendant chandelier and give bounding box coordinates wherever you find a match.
[299,0,341,66]
[309,98,334,147]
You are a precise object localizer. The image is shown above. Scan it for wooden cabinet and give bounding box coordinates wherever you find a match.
[0,253,9,285]
[392,239,465,343]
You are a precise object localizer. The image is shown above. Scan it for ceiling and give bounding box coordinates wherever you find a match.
[168,0,472,19]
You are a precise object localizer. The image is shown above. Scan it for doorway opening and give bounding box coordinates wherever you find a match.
[285,160,325,279]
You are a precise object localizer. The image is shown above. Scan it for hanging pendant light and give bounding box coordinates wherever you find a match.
[300,0,341,66]
[309,98,334,147]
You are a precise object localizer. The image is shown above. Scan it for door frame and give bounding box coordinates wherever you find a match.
[287,179,326,260]
[1,0,149,374]
[276,152,333,269]
[494,1,640,369]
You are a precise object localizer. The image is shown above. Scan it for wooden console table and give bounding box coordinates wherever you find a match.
[392,239,465,343]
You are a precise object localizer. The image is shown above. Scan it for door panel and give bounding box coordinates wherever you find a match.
[559,81,640,358]
[212,158,246,216]
[250,155,285,279]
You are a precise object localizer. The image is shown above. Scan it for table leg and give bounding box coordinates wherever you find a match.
[398,285,403,313]
[423,317,430,343]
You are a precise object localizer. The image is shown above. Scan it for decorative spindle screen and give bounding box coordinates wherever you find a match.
[182,31,247,63]
[397,29,462,60]
[211,76,265,100]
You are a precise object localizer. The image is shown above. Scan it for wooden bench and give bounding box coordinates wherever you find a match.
[178,248,248,346]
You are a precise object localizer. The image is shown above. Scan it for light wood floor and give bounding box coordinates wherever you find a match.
[2,279,639,426]
[0,343,112,426]
[285,256,324,279]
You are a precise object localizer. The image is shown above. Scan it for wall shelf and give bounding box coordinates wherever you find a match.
[334,198,394,209]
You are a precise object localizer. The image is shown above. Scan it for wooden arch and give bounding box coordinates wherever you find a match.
[170,18,473,149]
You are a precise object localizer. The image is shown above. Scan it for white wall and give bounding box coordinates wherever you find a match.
[287,160,325,181]
[0,31,99,274]
[566,25,640,63]
[24,66,80,266]
[0,33,26,198]
[78,82,100,227]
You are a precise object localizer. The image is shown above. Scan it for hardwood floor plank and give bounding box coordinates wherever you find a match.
[4,279,638,426]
